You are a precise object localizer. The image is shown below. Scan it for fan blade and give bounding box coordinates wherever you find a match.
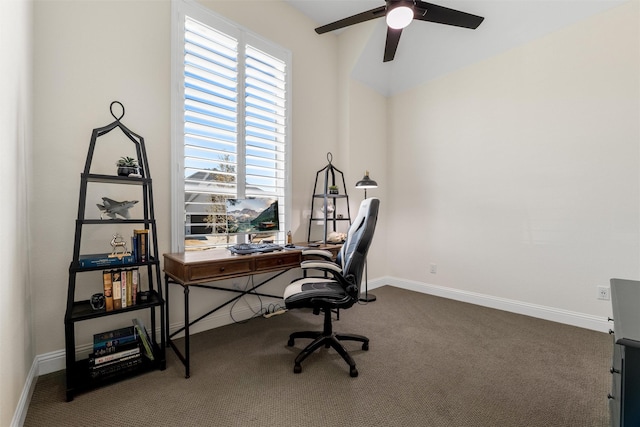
[383,27,403,62]
[414,1,484,29]
[315,6,387,34]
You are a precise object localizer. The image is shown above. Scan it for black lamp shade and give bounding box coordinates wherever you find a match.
[355,171,378,189]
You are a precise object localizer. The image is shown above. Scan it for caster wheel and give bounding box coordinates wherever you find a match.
[362,342,369,351]
[288,338,294,347]
[350,367,358,377]
[294,364,302,374]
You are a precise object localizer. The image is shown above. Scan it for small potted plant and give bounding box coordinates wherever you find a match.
[116,157,141,177]
[328,185,339,195]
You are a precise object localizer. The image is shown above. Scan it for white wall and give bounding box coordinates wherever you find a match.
[1,0,34,425]
[387,1,639,320]
[31,0,349,359]
[26,0,638,404]
[337,20,389,279]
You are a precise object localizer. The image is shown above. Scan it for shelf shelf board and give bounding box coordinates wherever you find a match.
[83,173,152,185]
[310,217,351,221]
[65,290,163,323]
[313,194,348,199]
[78,218,154,225]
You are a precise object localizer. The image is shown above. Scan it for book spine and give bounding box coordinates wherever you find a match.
[90,346,140,366]
[79,254,134,268]
[102,271,114,312]
[132,268,138,305]
[132,318,155,361]
[131,234,138,262]
[112,270,122,310]
[93,326,136,344]
[121,268,127,309]
[126,269,133,306]
[89,355,143,380]
[134,230,149,263]
[93,339,138,357]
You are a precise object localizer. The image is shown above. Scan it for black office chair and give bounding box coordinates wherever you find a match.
[283,197,380,377]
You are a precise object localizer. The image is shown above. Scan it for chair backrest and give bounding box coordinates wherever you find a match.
[336,197,380,295]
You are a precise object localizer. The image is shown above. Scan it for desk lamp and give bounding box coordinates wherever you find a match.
[355,171,378,302]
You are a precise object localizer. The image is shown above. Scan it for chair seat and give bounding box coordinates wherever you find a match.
[284,278,350,310]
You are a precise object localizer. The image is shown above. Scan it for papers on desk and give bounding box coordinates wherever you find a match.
[283,245,309,250]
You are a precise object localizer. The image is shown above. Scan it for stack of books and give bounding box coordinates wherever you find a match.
[132,229,149,263]
[102,268,139,311]
[89,326,142,380]
[88,320,155,380]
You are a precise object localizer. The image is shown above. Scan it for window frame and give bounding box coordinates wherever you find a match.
[171,0,292,252]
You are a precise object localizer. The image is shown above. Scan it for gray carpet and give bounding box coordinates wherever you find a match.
[24,286,612,426]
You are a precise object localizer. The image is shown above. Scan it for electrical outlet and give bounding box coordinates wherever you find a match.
[597,286,610,301]
[430,263,437,274]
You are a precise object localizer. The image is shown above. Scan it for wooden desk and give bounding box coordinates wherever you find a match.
[163,244,341,378]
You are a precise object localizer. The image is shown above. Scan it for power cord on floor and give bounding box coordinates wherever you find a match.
[228,276,287,323]
[263,303,287,318]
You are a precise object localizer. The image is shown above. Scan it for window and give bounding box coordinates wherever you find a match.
[171,0,291,252]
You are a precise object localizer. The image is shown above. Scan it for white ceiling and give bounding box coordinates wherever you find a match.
[284,0,626,96]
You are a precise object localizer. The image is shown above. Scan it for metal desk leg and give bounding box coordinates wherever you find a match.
[164,274,170,355]
[184,286,190,378]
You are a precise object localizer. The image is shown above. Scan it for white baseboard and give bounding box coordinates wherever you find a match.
[33,280,611,377]
[32,280,611,374]
[11,355,39,427]
[14,305,262,424]
[20,278,609,425]
[372,277,611,333]
[37,349,66,376]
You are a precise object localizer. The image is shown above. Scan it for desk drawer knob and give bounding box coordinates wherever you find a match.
[219,267,225,272]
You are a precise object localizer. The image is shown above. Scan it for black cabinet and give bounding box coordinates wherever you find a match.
[64,103,165,401]
[608,278,640,426]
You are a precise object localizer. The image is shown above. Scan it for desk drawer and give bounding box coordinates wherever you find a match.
[189,258,254,281]
[255,252,300,271]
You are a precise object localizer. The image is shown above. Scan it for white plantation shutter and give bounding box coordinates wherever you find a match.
[244,45,286,197]
[172,2,290,251]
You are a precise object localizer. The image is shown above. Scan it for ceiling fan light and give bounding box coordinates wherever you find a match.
[386,6,413,29]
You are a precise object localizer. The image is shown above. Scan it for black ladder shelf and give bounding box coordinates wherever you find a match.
[64,102,166,401]
[307,152,352,243]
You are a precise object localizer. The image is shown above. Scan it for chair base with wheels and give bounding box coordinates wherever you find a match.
[287,306,369,377]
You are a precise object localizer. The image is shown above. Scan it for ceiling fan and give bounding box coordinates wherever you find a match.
[314,0,485,62]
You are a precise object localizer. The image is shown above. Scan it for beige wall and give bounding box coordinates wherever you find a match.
[388,1,639,318]
[31,0,347,357]
[33,0,172,358]
[19,0,640,420]
[337,20,389,279]
[1,0,34,424]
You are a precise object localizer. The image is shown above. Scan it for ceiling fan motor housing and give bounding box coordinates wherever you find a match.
[386,0,417,29]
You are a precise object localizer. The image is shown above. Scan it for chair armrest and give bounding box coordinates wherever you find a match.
[300,260,357,299]
[300,260,342,275]
[301,249,334,261]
